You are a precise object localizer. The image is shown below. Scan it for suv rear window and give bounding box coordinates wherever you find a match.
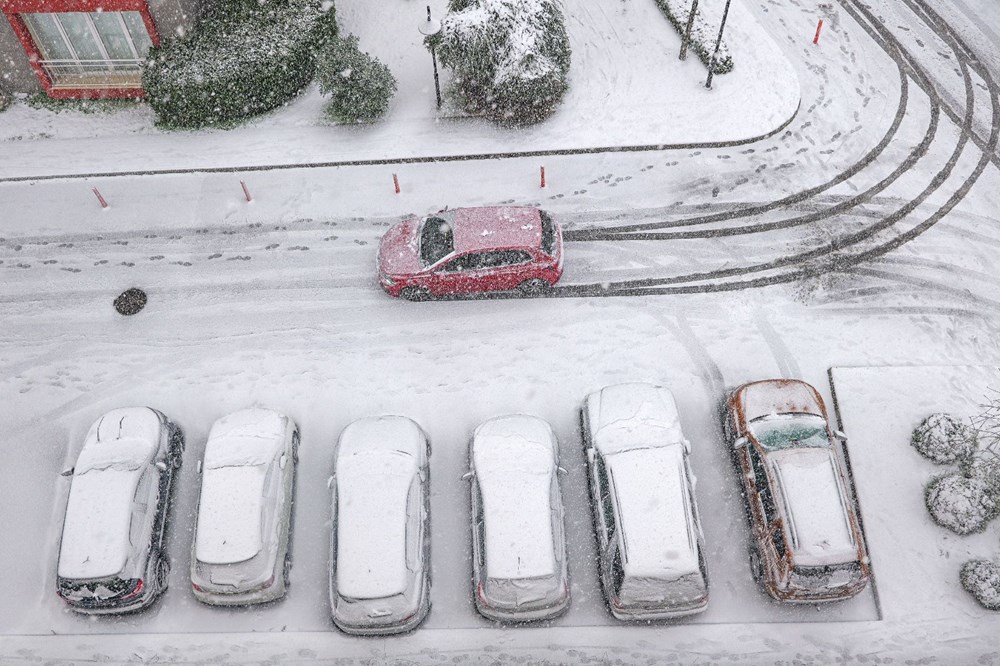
[539,211,556,256]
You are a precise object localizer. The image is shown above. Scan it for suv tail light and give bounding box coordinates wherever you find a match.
[120,579,144,601]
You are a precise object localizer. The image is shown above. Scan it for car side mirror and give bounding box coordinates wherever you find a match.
[60,467,74,477]
[154,461,168,472]
[279,454,287,470]
[733,436,749,450]
[586,448,595,464]
[682,438,692,454]
[461,470,474,481]
[557,466,568,476]
[327,476,335,489]
[196,459,202,474]
[834,430,848,442]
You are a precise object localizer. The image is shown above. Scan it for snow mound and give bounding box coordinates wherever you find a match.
[911,413,977,464]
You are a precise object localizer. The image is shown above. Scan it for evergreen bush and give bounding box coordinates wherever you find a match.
[431,0,571,126]
[653,0,733,74]
[925,471,1000,535]
[960,559,1000,611]
[316,34,397,122]
[143,0,337,128]
[911,413,978,464]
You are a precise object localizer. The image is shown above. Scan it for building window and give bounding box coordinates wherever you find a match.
[21,11,153,89]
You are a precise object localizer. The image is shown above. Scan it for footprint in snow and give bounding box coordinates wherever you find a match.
[42,259,57,264]
[121,262,135,267]
[171,261,192,267]
[324,236,338,241]
[95,260,108,265]
[149,255,164,261]
[60,267,81,273]
[58,242,74,248]
[226,255,252,261]
[354,240,368,246]
[113,240,128,246]
[287,246,309,251]
[208,253,222,259]
[265,244,280,250]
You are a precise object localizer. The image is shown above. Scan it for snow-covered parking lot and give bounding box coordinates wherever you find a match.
[2,0,1000,661]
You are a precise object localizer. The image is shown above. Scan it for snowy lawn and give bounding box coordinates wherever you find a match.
[0,0,798,178]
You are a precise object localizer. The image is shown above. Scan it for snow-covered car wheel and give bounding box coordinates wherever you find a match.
[748,543,764,583]
[401,287,431,302]
[155,556,170,593]
[518,278,551,296]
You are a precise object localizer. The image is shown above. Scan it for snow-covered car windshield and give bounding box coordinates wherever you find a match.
[749,414,830,452]
[74,437,155,473]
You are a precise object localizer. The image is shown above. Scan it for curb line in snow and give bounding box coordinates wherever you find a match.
[0,103,800,184]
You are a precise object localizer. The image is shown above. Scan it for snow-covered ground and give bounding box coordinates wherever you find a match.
[1,0,1000,662]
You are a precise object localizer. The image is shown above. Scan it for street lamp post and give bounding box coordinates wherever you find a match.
[679,0,700,61]
[705,0,733,90]
[418,5,443,109]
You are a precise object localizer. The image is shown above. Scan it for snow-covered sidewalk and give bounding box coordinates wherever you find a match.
[0,0,799,180]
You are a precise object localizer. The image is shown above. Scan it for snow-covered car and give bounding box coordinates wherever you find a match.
[467,415,570,622]
[56,407,184,614]
[190,409,299,606]
[723,379,870,602]
[330,416,431,635]
[581,383,710,620]
[377,206,564,301]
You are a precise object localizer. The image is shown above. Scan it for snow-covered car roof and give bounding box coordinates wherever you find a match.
[473,415,558,580]
[769,448,858,566]
[606,444,700,580]
[738,379,825,423]
[587,382,687,455]
[203,409,289,469]
[335,416,425,600]
[195,409,290,565]
[58,468,144,580]
[58,408,163,579]
[450,206,544,255]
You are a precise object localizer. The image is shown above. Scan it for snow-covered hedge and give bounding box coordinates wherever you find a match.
[143,0,337,128]
[925,471,999,535]
[653,0,733,75]
[431,0,572,126]
[912,413,978,464]
[961,559,1000,611]
[316,34,397,123]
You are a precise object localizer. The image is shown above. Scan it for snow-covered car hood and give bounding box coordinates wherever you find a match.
[739,380,824,422]
[768,448,858,566]
[588,383,686,455]
[377,217,423,277]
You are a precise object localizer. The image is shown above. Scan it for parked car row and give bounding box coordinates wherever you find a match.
[55,379,870,633]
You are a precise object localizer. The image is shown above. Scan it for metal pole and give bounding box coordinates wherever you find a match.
[705,0,733,89]
[679,0,700,61]
[431,45,441,109]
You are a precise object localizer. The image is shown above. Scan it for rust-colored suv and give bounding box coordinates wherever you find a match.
[723,379,870,602]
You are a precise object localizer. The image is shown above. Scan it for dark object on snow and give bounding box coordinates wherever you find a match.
[143,0,337,128]
[960,559,1000,611]
[924,471,999,535]
[114,288,147,316]
[911,413,978,464]
[0,83,11,113]
[316,34,397,123]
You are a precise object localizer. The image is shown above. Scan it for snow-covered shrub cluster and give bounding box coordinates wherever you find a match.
[431,0,572,126]
[316,35,397,123]
[960,559,1000,610]
[143,0,337,128]
[911,413,978,464]
[653,0,733,74]
[924,472,999,535]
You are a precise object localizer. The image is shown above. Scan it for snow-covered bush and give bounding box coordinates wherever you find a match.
[911,413,978,464]
[143,0,337,128]
[960,559,1000,610]
[925,471,999,535]
[316,34,397,123]
[653,0,733,75]
[0,84,11,113]
[431,0,571,126]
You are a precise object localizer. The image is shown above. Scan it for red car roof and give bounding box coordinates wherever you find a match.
[451,207,544,254]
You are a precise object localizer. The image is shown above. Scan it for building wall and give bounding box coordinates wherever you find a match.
[0,0,203,95]
[0,12,40,93]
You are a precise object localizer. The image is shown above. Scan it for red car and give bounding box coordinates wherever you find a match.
[377,206,564,301]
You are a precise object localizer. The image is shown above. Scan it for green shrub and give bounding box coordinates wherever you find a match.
[911,413,978,464]
[431,0,571,126]
[961,559,1000,611]
[143,0,337,128]
[316,34,396,122]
